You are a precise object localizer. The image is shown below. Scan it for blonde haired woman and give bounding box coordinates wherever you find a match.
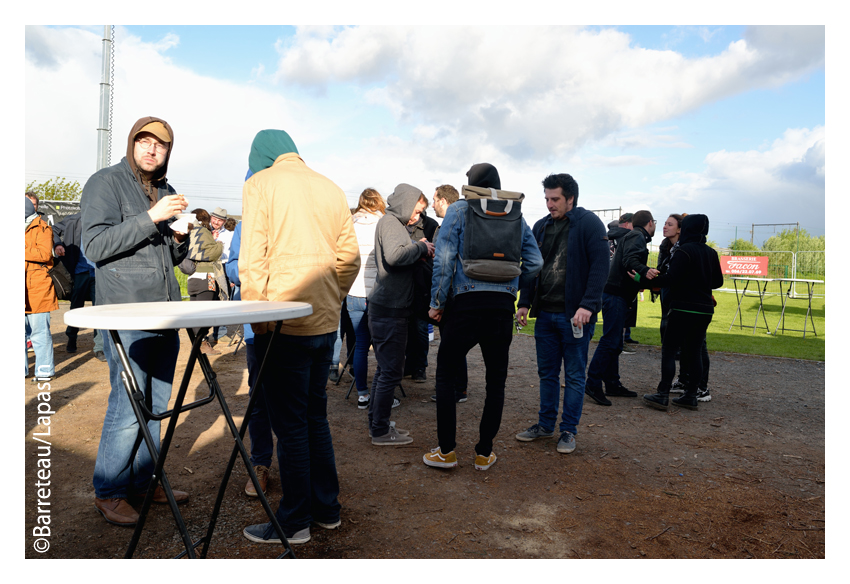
[348,188,386,409]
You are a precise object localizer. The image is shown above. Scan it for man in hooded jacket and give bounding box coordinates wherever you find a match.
[367,184,435,446]
[239,129,360,546]
[81,116,190,527]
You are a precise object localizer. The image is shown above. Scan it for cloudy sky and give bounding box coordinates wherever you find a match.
[23,20,826,248]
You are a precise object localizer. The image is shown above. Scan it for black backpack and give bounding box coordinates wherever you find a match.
[461,186,525,282]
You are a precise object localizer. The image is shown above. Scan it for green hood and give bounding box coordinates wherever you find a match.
[248,129,299,174]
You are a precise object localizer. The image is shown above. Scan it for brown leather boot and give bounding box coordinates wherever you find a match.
[245,465,270,498]
[200,341,220,355]
[95,497,140,527]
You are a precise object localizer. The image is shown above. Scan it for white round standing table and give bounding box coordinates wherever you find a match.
[65,300,312,559]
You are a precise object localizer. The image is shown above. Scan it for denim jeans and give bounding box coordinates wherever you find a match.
[346,295,371,396]
[404,315,429,374]
[534,312,595,435]
[245,343,273,468]
[25,312,54,378]
[331,304,355,370]
[252,330,340,532]
[435,308,513,456]
[586,293,628,390]
[93,329,179,499]
[367,313,407,438]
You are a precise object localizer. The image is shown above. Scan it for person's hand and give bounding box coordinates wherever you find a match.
[646,268,660,279]
[429,308,443,323]
[422,240,435,258]
[516,307,529,327]
[148,194,188,224]
[571,307,593,326]
[627,269,637,280]
[54,244,66,257]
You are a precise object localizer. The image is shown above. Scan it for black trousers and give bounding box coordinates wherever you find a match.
[435,308,513,456]
[659,310,712,396]
[66,271,96,340]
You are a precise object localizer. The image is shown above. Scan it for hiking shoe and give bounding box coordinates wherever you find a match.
[642,393,669,410]
[245,465,270,498]
[621,345,636,354]
[556,431,576,454]
[671,395,699,410]
[243,522,310,545]
[516,423,554,442]
[423,447,458,468]
[670,378,686,394]
[357,394,370,409]
[200,341,220,355]
[412,370,427,383]
[313,519,341,530]
[474,452,497,470]
[66,340,77,353]
[606,384,637,398]
[368,421,409,438]
[584,385,612,406]
[371,426,413,446]
[94,350,107,362]
[94,497,139,527]
[391,397,400,409]
[430,392,468,403]
[696,387,711,402]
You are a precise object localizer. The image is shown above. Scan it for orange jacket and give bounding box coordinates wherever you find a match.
[25,216,58,314]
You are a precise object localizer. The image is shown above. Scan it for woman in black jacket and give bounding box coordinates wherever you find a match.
[642,214,723,410]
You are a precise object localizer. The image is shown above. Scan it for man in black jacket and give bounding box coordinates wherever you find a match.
[53,212,105,359]
[82,117,190,527]
[584,210,658,406]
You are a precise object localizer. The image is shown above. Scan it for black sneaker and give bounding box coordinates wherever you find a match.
[671,395,699,410]
[621,345,636,354]
[357,394,370,409]
[642,393,669,410]
[328,368,341,383]
[624,338,640,345]
[670,378,686,394]
[606,384,637,398]
[412,370,427,383]
[696,387,711,402]
[66,341,77,353]
[584,385,612,406]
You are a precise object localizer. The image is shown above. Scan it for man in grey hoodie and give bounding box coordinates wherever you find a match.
[367,184,435,445]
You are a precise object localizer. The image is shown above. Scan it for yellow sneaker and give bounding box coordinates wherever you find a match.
[423,447,458,468]
[474,452,497,471]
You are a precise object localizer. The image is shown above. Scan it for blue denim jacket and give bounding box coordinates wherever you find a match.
[430,200,543,310]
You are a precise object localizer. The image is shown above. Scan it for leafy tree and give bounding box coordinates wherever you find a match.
[26,177,82,201]
[727,238,760,252]
[763,228,825,278]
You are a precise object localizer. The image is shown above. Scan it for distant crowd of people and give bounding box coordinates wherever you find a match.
[25,115,723,549]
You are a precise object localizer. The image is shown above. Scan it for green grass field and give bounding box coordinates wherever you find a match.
[516,289,825,361]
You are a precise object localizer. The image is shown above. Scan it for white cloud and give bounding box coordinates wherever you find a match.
[638,126,825,235]
[273,25,824,163]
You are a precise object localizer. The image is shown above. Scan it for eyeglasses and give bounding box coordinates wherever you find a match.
[651,219,658,224]
[136,137,168,153]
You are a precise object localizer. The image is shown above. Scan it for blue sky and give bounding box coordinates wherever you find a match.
[24,23,825,248]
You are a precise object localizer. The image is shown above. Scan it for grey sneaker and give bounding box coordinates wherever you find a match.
[391,397,401,408]
[515,423,554,442]
[670,378,686,394]
[243,522,310,545]
[313,519,341,530]
[368,420,409,438]
[621,345,636,354]
[556,431,576,454]
[371,426,413,446]
[696,387,711,402]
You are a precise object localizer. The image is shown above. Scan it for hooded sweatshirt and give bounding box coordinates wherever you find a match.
[125,116,175,208]
[649,214,723,314]
[239,129,360,335]
[367,183,429,317]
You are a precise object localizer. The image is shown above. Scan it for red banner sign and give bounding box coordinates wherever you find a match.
[720,256,769,276]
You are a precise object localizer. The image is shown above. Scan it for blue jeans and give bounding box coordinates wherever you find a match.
[534,312,595,435]
[346,295,371,396]
[586,293,628,390]
[25,312,54,378]
[367,313,407,438]
[245,343,273,468]
[252,330,340,533]
[93,329,179,499]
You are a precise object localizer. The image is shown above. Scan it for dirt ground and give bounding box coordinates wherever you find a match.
[24,303,825,560]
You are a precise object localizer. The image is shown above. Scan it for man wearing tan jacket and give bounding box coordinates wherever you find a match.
[239,129,360,546]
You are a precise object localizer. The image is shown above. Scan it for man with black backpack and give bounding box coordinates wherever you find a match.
[423,163,542,471]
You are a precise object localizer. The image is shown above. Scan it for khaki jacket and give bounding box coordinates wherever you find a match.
[25,216,58,314]
[240,153,360,335]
